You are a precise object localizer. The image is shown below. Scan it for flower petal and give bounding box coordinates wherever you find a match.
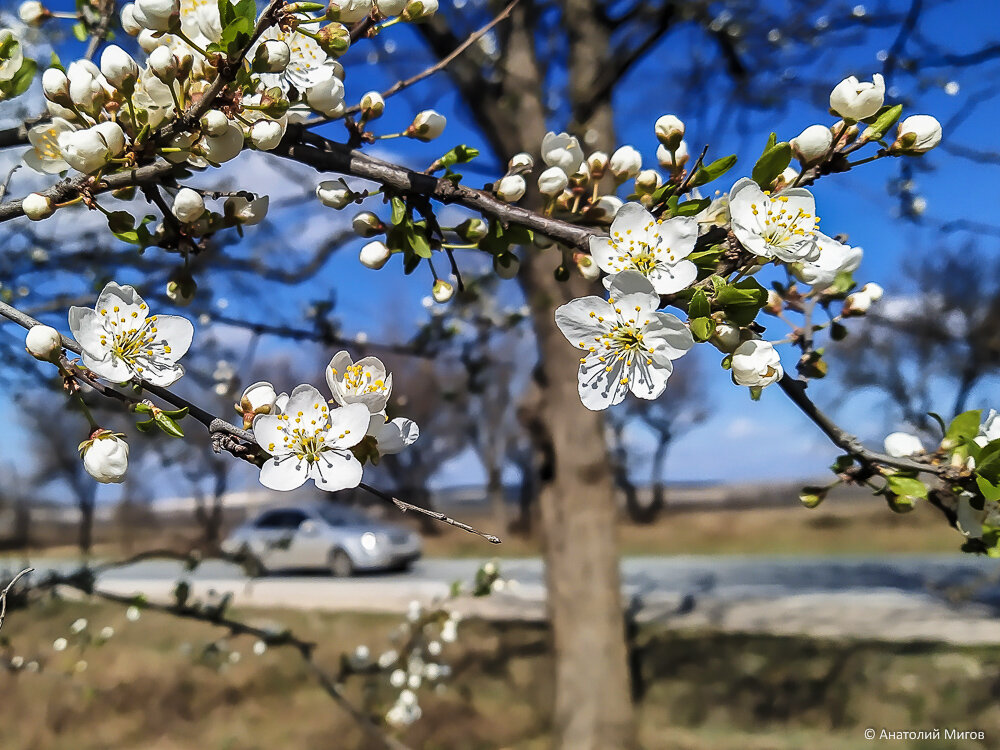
[259,455,309,491]
[82,351,134,382]
[655,216,699,259]
[647,259,697,295]
[309,450,363,492]
[578,354,628,411]
[643,312,694,359]
[253,414,288,455]
[96,282,148,322]
[68,306,108,356]
[326,402,371,448]
[627,355,673,400]
[554,296,611,348]
[151,315,194,361]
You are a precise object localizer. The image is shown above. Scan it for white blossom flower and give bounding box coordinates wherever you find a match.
[555,271,694,410]
[792,233,862,288]
[634,169,661,195]
[360,90,385,119]
[359,240,391,269]
[654,114,684,147]
[432,279,454,303]
[843,282,883,315]
[956,494,987,539]
[120,3,143,34]
[25,324,61,360]
[305,75,346,116]
[254,39,290,73]
[0,30,25,82]
[253,640,267,656]
[507,152,534,174]
[41,67,69,103]
[100,626,115,640]
[197,122,244,164]
[126,606,141,621]
[541,131,584,176]
[791,124,833,164]
[376,0,407,14]
[239,381,277,427]
[496,174,526,203]
[248,119,284,150]
[590,203,698,295]
[731,339,783,388]
[537,166,569,196]
[367,414,419,455]
[609,145,642,182]
[81,431,129,483]
[894,115,942,154]
[68,282,194,385]
[408,110,446,141]
[975,410,1000,448]
[389,669,406,687]
[100,45,139,92]
[316,179,355,208]
[171,187,205,222]
[884,432,923,457]
[18,1,47,24]
[57,121,126,174]
[591,195,623,223]
[200,109,230,137]
[326,351,392,413]
[829,73,885,120]
[253,384,369,492]
[728,177,820,263]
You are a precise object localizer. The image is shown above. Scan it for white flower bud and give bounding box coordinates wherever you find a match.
[537,166,569,196]
[254,39,290,73]
[634,169,661,196]
[166,278,196,305]
[316,179,355,208]
[120,3,142,34]
[587,150,609,178]
[884,432,923,458]
[506,152,534,174]
[18,1,47,25]
[352,211,384,237]
[590,195,623,222]
[148,46,178,83]
[829,73,885,121]
[25,324,62,360]
[305,76,345,116]
[360,90,385,120]
[731,340,783,388]
[41,67,70,104]
[893,115,942,154]
[540,131,583,175]
[132,0,179,32]
[171,187,205,223]
[575,253,600,281]
[711,323,741,353]
[136,29,161,54]
[326,0,374,23]
[862,282,883,300]
[657,140,689,170]
[496,174,526,203]
[225,195,268,225]
[609,145,642,182]
[199,123,244,164]
[359,240,392,269]
[407,109,446,141]
[456,218,488,242]
[791,124,833,164]
[401,0,437,22]
[240,381,277,420]
[199,110,229,137]
[432,279,454,303]
[654,114,685,149]
[66,60,108,113]
[248,119,284,151]
[82,432,129,484]
[57,121,126,174]
[376,0,407,15]
[100,45,139,93]
[772,166,799,192]
[22,192,54,221]
[492,252,519,279]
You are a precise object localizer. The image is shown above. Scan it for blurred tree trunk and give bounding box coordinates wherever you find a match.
[78,491,95,555]
[486,463,507,532]
[421,2,636,746]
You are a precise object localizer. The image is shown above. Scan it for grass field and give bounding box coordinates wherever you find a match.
[1,597,996,749]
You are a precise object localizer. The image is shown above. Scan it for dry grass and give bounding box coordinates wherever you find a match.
[1,598,998,750]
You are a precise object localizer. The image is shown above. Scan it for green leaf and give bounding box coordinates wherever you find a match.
[435,144,480,171]
[72,22,87,41]
[751,141,792,189]
[390,197,406,225]
[977,476,1000,502]
[974,439,1000,484]
[4,58,36,99]
[927,412,947,436]
[690,154,737,188]
[714,278,768,326]
[406,224,432,258]
[765,132,778,150]
[135,418,155,432]
[154,412,185,438]
[161,407,189,420]
[690,317,715,342]
[885,475,929,500]
[861,104,903,142]
[944,409,983,448]
[799,486,828,508]
[688,289,710,319]
[830,454,854,473]
[674,197,711,216]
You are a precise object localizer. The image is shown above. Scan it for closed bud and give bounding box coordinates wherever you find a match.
[407,109,446,141]
[862,282,883,300]
[325,0,374,23]
[654,114,685,149]
[609,145,642,182]
[316,22,351,57]
[174,47,193,78]
[171,187,205,223]
[492,252,519,279]
[634,169,661,196]
[81,430,129,484]
[456,218,487,242]
[507,152,533,175]
[770,166,798,192]
[574,252,600,281]
[166,276,197,305]
[431,278,454,303]
[120,3,142,34]
[25,324,62,360]
[375,0,407,15]
[842,284,882,316]
[401,0,437,22]
[790,124,833,164]
[254,39,290,73]
[710,323,741,353]
[18,1,49,25]
[359,90,384,120]
[764,289,784,315]
[100,45,139,93]
[41,67,70,105]
[148,46,178,83]
[305,75,345,116]
[237,381,277,428]
[586,151,609,179]
[537,166,569,196]
[316,178,355,208]
[200,109,229,137]
[496,174,526,203]
[657,140,689,171]
[352,210,384,236]
[132,0,180,33]
[892,115,942,155]
[224,195,268,225]
[359,240,392,269]
[248,119,284,151]
[23,192,54,221]
[829,73,884,121]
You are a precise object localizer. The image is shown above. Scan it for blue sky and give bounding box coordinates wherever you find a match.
[1,0,999,500]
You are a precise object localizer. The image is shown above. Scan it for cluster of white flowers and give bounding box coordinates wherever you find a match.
[249,351,418,492]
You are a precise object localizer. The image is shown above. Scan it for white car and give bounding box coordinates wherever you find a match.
[222,502,422,577]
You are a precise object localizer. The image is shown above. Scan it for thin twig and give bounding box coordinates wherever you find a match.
[0,568,33,631]
[84,0,117,61]
[360,483,501,544]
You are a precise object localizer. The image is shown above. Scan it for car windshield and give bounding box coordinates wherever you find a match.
[317,504,373,527]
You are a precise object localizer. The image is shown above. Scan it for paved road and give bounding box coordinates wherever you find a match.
[8,555,1000,643]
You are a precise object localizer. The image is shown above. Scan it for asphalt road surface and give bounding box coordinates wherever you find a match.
[8,555,1000,644]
